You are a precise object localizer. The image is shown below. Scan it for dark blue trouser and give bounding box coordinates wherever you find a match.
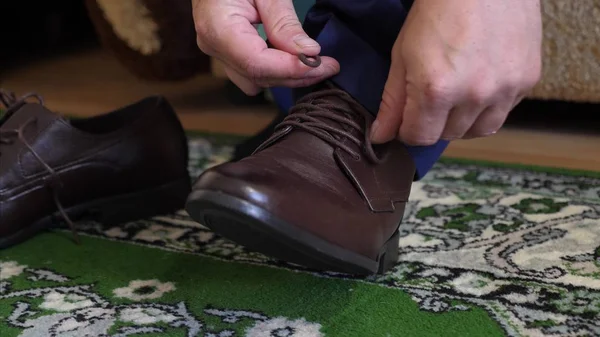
[270,0,448,180]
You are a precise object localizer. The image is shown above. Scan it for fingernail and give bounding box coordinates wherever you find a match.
[307,65,338,78]
[370,120,381,142]
[294,35,319,48]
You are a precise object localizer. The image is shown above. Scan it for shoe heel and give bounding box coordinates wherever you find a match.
[377,230,400,274]
[90,178,191,226]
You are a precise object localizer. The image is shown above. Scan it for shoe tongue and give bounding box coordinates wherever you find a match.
[0,103,61,133]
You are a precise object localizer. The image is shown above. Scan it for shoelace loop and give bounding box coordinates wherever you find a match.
[255,54,382,164]
[1,89,44,117]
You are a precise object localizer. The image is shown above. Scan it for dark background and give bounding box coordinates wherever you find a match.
[0,1,97,68]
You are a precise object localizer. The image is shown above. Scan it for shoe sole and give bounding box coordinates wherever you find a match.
[185,189,400,275]
[0,177,191,249]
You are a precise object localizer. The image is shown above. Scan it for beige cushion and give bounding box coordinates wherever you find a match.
[529,0,600,102]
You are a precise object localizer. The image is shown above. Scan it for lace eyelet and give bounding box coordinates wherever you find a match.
[353,154,361,161]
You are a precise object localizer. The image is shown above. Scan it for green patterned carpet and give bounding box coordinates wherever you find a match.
[1,134,600,337]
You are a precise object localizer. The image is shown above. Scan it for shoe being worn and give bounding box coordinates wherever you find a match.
[186,83,416,275]
[0,90,191,248]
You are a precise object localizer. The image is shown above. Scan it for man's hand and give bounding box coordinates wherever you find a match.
[372,0,542,145]
[192,0,340,96]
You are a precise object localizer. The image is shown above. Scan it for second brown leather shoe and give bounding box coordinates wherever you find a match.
[186,85,415,275]
[0,90,191,248]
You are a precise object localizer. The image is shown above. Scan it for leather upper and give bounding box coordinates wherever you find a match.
[0,96,189,237]
[193,90,415,260]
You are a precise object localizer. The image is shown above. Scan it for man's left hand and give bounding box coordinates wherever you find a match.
[372,0,543,146]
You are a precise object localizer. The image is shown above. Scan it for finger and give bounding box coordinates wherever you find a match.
[224,66,262,96]
[218,22,339,83]
[398,86,453,146]
[225,62,336,93]
[372,58,406,144]
[257,72,340,89]
[440,105,486,140]
[257,0,320,56]
[463,104,510,139]
[249,55,339,87]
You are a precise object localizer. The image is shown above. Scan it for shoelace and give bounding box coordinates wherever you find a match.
[0,89,80,244]
[255,54,383,164]
[0,89,43,117]
[0,89,17,108]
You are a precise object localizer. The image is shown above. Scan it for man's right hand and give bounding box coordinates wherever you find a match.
[192,0,340,95]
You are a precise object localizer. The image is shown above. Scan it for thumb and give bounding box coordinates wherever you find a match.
[257,0,320,56]
[371,57,407,144]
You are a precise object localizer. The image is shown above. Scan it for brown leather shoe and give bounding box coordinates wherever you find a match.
[0,90,191,248]
[186,84,415,275]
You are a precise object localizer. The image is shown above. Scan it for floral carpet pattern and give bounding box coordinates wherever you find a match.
[0,264,322,337]
[1,135,599,337]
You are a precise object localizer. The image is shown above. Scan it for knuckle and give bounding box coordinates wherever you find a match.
[505,73,523,91]
[242,58,265,83]
[193,16,211,38]
[506,61,542,93]
[271,14,302,34]
[422,76,453,104]
[194,24,217,54]
[467,84,493,106]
